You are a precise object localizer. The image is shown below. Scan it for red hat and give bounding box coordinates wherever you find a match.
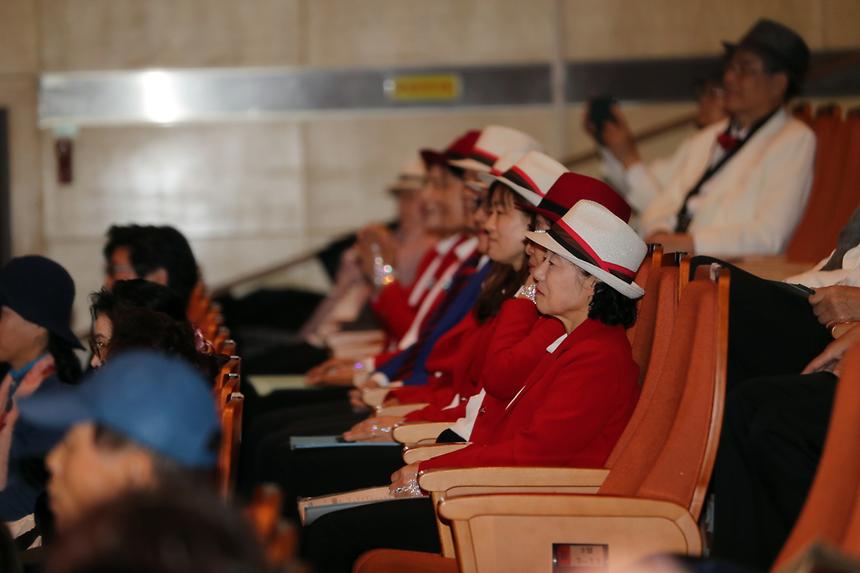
[420,130,481,168]
[533,172,631,223]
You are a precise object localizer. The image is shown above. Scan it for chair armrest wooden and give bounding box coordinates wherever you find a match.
[420,466,610,558]
[297,486,391,525]
[392,422,452,445]
[438,493,701,573]
[403,443,469,465]
[419,466,609,497]
[327,330,386,360]
[377,403,429,417]
[732,255,812,281]
[362,384,402,408]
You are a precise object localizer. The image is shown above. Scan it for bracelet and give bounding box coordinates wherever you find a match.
[515,283,537,303]
[391,477,423,498]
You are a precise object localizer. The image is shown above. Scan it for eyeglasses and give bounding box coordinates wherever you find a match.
[724,60,768,78]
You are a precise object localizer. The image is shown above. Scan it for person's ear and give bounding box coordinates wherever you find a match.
[144,267,169,286]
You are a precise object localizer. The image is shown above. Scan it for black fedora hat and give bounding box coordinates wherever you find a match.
[0,256,83,349]
[723,19,810,88]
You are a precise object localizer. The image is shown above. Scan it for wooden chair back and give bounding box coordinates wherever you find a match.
[600,269,729,521]
[246,484,299,565]
[218,391,244,497]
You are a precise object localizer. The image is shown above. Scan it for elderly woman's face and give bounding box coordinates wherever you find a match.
[532,251,597,332]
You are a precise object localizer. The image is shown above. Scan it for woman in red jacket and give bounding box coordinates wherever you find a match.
[303,199,647,573]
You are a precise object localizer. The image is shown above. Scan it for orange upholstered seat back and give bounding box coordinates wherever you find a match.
[606,258,683,468]
[773,345,860,569]
[629,246,663,376]
[787,106,850,263]
[600,271,729,521]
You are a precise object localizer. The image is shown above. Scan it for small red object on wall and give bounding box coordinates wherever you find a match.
[55,136,73,185]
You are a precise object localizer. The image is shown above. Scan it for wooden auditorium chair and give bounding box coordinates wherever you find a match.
[355,266,729,573]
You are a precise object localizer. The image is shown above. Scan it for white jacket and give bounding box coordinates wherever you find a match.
[635,108,816,257]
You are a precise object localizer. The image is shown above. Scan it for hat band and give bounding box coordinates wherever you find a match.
[549,221,636,283]
[535,198,567,219]
[469,148,497,167]
[502,165,545,197]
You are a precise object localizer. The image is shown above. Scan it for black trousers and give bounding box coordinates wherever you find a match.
[302,497,440,573]
[689,257,832,389]
[710,371,837,570]
[238,399,365,498]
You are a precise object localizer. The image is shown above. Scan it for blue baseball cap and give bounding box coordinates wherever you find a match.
[17,350,219,468]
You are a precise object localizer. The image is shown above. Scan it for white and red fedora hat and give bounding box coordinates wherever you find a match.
[387,153,426,195]
[491,150,567,206]
[526,200,647,299]
[449,125,541,173]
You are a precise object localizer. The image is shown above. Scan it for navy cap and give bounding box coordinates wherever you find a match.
[0,256,83,349]
[18,350,219,468]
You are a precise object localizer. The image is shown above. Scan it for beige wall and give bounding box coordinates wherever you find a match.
[1,0,859,326]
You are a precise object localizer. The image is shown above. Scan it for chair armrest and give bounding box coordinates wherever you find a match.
[419,466,609,497]
[403,443,469,465]
[297,486,391,525]
[392,422,453,445]
[377,403,429,417]
[362,384,402,408]
[732,255,811,282]
[438,494,701,572]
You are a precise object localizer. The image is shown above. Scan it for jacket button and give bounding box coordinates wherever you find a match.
[479,407,486,414]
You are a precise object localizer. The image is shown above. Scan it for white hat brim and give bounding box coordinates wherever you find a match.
[448,158,493,173]
[493,175,543,207]
[526,230,645,299]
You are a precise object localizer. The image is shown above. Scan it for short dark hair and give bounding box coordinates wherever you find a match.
[92,279,186,323]
[103,225,200,309]
[107,306,203,370]
[44,486,267,573]
[588,281,638,328]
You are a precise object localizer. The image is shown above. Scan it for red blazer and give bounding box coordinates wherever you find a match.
[388,312,480,405]
[371,234,471,343]
[401,313,496,422]
[420,318,640,472]
[370,247,438,342]
[409,298,565,425]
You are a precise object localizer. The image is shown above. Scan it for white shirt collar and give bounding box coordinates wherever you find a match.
[546,333,568,354]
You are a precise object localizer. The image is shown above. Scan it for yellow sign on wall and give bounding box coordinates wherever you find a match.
[384,74,461,102]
